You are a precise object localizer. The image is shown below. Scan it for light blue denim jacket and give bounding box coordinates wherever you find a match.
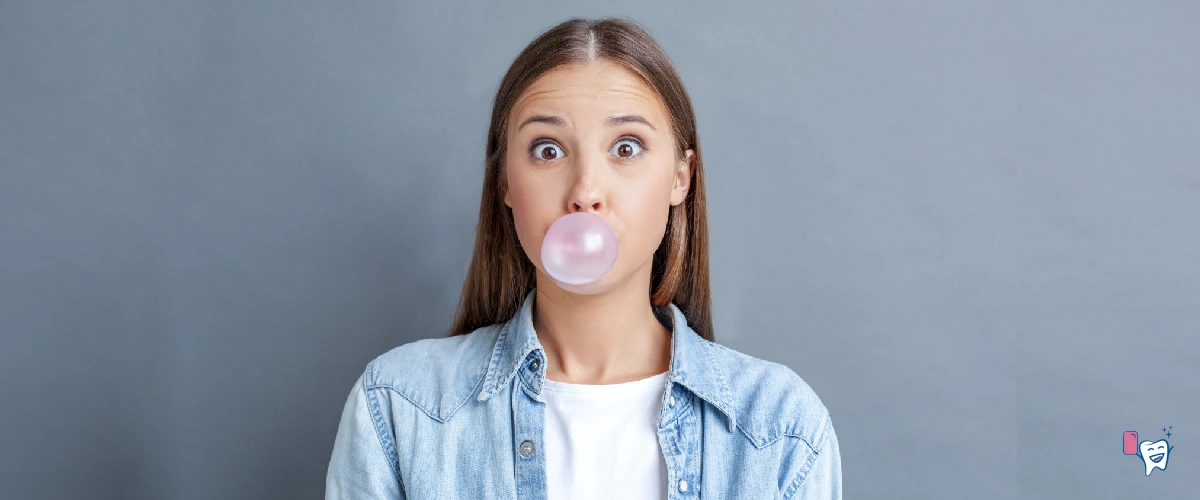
[326,289,841,499]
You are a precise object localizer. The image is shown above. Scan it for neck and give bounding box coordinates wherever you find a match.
[532,268,672,385]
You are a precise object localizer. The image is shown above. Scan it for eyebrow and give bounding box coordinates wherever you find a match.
[515,114,657,132]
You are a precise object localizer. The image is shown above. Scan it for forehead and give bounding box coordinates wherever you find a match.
[510,60,668,125]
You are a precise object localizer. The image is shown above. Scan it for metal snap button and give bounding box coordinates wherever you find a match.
[667,394,675,407]
[519,440,535,457]
[529,359,540,372]
[678,479,688,492]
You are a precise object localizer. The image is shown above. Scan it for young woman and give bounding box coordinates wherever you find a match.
[326,17,841,500]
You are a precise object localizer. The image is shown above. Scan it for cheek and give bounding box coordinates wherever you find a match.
[504,165,552,261]
[618,185,674,255]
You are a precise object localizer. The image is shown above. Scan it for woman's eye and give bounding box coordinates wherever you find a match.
[611,138,644,159]
[531,138,643,162]
[532,143,562,161]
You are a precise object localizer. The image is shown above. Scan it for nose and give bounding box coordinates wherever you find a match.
[567,150,606,214]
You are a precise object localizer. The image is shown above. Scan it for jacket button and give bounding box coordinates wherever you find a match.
[519,440,535,457]
[667,394,675,407]
[529,360,540,372]
[678,479,688,492]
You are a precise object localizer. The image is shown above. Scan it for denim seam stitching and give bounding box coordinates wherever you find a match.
[364,363,405,494]
[370,384,444,423]
[780,429,818,453]
[781,407,825,452]
[701,339,737,430]
[781,416,832,500]
[664,389,696,428]
[451,368,490,416]
[481,323,510,399]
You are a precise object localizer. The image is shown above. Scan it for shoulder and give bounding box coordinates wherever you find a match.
[706,340,834,452]
[361,324,501,422]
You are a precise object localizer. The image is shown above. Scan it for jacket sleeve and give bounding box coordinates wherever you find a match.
[325,370,405,500]
[784,417,842,500]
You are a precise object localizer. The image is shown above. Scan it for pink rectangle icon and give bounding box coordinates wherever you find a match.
[1123,431,1138,455]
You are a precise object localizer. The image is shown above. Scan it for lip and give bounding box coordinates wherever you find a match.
[1150,453,1164,463]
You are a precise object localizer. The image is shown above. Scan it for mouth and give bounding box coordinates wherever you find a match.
[1150,453,1164,463]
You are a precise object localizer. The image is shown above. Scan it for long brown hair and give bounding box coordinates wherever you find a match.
[445,17,713,341]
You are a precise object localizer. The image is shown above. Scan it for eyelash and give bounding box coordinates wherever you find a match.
[528,136,647,163]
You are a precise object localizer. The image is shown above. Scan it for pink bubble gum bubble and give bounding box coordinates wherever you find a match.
[540,212,618,285]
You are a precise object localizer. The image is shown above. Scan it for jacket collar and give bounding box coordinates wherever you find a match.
[476,288,738,431]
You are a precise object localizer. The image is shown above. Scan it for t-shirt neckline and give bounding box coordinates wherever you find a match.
[541,371,669,395]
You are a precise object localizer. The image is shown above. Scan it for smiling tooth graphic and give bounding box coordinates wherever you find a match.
[1138,439,1172,476]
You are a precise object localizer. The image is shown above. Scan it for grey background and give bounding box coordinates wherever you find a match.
[1,0,1196,498]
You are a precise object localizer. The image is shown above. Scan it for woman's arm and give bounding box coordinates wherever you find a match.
[325,371,405,500]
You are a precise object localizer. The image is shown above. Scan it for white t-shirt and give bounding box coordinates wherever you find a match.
[541,371,670,500]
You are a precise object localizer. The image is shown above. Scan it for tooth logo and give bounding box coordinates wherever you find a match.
[1123,428,1174,477]
[1138,439,1172,476]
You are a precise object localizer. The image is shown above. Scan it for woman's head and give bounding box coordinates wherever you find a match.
[448,17,713,341]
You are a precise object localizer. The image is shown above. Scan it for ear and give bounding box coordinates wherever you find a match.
[671,149,695,206]
[502,175,512,208]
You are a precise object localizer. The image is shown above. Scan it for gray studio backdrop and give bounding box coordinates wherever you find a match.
[2,1,1196,499]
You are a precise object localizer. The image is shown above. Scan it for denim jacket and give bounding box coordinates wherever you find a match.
[326,289,841,499]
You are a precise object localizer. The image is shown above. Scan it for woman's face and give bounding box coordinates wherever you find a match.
[504,59,694,294]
